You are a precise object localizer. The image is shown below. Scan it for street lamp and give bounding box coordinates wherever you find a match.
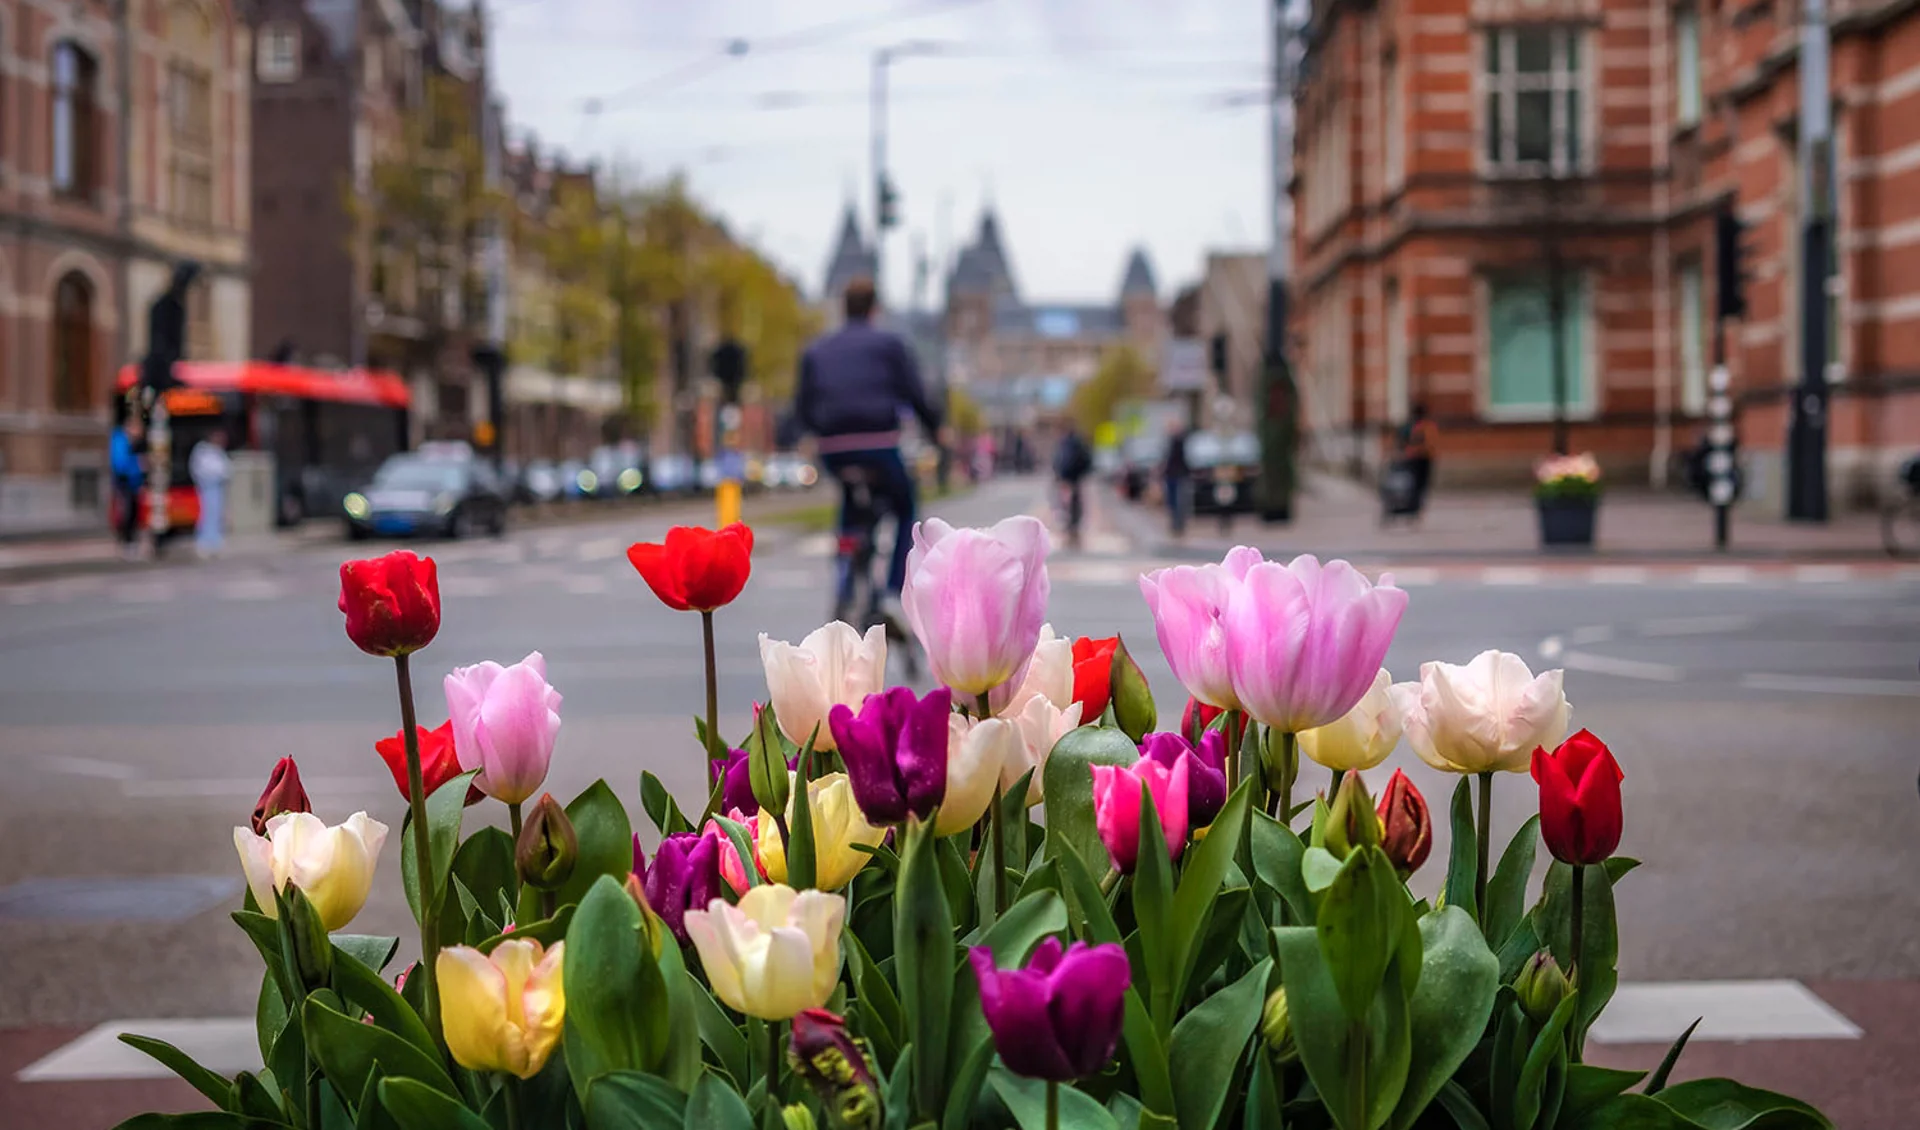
[871,40,947,306]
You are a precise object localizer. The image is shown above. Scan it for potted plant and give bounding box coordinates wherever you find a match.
[1536,451,1603,547]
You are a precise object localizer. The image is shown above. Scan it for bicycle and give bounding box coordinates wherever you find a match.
[1881,456,1920,557]
[831,464,923,681]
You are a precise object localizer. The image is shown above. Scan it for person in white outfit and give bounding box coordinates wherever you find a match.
[189,429,232,558]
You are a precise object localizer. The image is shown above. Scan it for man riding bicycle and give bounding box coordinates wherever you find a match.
[795,277,943,622]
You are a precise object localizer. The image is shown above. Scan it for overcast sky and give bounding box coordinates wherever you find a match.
[489,0,1273,307]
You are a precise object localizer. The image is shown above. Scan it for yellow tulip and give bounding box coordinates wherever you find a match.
[1297,669,1402,772]
[233,811,387,932]
[684,883,844,1020]
[756,772,885,891]
[437,939,566,1079]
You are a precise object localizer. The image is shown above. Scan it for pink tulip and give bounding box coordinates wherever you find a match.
[902,517,1051,698]
[1090,755,1190,874]
[444,651,562,805]
[1224,555,1407,733]
[1138,546,1266,710]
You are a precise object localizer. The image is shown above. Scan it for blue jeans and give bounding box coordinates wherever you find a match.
[1166,474,1189,535]
[822,448,917,595]
[196,483,226,554]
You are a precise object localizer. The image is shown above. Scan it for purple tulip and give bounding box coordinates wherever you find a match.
[828,686,951,826]
[1139,730,1229,828]
[969,938,1131,1081]
[1225,555,1408,733]
[632,830,720,943]
[709,747,758,816]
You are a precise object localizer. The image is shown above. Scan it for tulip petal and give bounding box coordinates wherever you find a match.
[1046,943,1132,1077]
[439,945,516,1075]
[970,948,1077,1081]
[685,902,749,1014]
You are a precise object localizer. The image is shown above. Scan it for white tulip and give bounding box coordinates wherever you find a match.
[991,623,1074,717]
[684,884,845,1021]
[759,622,887,751]
[234,811,388,931]
[1298,669,1403,772]
[1392,650,1571,775]
[938,715,1019,836]
[1001,696,1084,806]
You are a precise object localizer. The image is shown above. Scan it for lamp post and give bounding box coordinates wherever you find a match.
[871,41,945,307]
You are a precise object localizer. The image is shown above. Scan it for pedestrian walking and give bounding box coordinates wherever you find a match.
[190,428,233,558]
[111,416,147,560]
[1383,402,1438,524]
[1163,420,1194,537]
[1053,423,1094,549]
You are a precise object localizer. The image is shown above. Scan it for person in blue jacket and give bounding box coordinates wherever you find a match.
[110,415,146,559]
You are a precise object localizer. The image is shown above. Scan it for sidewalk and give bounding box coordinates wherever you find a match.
[1108,473,1892,563]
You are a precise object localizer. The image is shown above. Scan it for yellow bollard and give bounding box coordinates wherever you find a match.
[716,478,742,528]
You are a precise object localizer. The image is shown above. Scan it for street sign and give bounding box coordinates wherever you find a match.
[1160,339,1208,393]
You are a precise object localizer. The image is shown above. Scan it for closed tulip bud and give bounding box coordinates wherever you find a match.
[515,794,577,892]
[1376,769,1432,875]
[790,1008,881,1130]
[1323,771,1381,859]
[250,757,311,836]
[1107,636,1157,744]
[782,1105,820,1130]
[1515,951,1573,1025]
[1260,726,1299,799]
[750,727,793,820]
[279,883,333,991]
[1260,988,1297,1063]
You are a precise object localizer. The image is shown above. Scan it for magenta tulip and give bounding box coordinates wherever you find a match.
[633,830,721,943]
[828,686,952,826]
[1091,754,1190,874]
[902,517,1051,698]
[444,651,562,805]
[1224,555,1408,733]
[1139,730,1228,828]
[1138,546,1265,709]
[970,938,1131,1081]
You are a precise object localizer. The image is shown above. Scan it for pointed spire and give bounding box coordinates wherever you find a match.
[823,201,877,299]
[1119,247,1157,300]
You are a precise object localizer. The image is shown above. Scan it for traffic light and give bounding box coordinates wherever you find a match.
[878,176,901,230]
[709,339,748,405]
[1715,199,1754,320]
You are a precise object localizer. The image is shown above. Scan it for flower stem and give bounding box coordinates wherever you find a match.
[503,1076,524,1130]
[1330,765,1345,799]
[986,781,1006,924]
[767,1018,784,1100]
[1277,730,1296,824]
[1570,862,1586,1062]
[1475,771,1493,925]
[304,1049,320,1130]
[976,692,993,721]
[702,610,723,767]
[1098,865,1121,898]
[1224,709,1245,790]
[507,801,524,906]
[1046,1079,1060,1130]
[394,654,441,1048]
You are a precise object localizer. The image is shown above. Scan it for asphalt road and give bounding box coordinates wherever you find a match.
[2,476,1916,1124]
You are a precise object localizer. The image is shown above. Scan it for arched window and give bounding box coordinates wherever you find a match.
[52,41,99,200]
[52,272,95,412]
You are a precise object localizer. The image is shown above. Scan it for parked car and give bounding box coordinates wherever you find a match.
[649,454,697,496]
[762,453,818,490]
[588,445,647,499]
[1188,431,1262,516]
[343,450,509,540]
[521,460,565,505]
[558,459,593,500]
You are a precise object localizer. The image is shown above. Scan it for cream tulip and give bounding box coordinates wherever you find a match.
[938,715,1019,836]
[756,772,886,890]
[234,811,388,931]
[1391,650,1571,775]
[991,623,1074,717]
[1297,669,1402,772]
[437,939,566,1079]
[684,884,845,1020]
[1001,696,1084,806]
[759,622,887,751]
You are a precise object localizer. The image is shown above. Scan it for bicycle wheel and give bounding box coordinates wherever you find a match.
[1882,500,1920,558]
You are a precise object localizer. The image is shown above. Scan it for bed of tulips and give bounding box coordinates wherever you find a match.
[117,518,1831,1130]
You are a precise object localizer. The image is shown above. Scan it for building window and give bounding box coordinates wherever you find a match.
[1383,53,1403,189]
[257,24,301,83]
[1483,27,1583,174]
[187,278,215,360]
[52,42,100,200]
[1675,7,1702,128]
[1385,280,1409,424]
[52,273,96,412]
[1486,272,1590,416]
[169,60,214,226]
[1678,261,1707,414]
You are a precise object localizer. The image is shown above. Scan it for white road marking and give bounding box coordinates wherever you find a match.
[1587,566,1651,585]
[1791,564,1855,583]
[18,1018,261,1081]
[1568,624,1615,645]
[1740,672,1920,697]
[217,577,284,601]
[1481,567,1543,586]
[1691,565,1754,585]
[1382,567,1440,586]
[1057,561,1143,585]
[577,537,621,562]
[1588,980,1861,1044]
[1638,613,1758,637]
[1558,649,1685,682]
[795,534,836,558]
[35,756,141,781]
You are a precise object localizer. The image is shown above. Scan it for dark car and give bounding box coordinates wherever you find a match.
[343,451,509,540]
[1189,432,1262,515]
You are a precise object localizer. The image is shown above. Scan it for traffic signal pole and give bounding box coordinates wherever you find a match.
[1789,0,1833,521]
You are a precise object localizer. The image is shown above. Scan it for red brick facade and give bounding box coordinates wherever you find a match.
[1292,0,1920,507]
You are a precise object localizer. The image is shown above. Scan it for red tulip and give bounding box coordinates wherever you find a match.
[1531,729,1624,866]
[626,523,755,612]
[1071,636,1121,720]
[1375,769,1432,874]
[1181,696,1246,750]
[251,757,311,835]
[338,551,440,657]
[374,721,483,805]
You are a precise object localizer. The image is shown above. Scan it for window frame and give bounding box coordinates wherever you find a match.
[1677,259,1707,415]
[167,58,214,227]
[1674,5,1703,129]
[1477,269,1598,421]
[1480,25,1588,177]
[52,272,96,413]
[51,41,100,202]
[257,23,301,84]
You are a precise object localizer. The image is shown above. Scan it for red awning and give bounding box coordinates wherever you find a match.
[116,362,411,409]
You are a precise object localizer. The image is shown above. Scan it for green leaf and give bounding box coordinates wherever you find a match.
[787,736,820,890]
[1169,779,1253,1007]
[1042,726,1141,874]
[1131,785,1177,1030]
[1250,811,1315,924]
[1434,1080,1494,1130]
[553,779,636,911]
[1110,636,1157,744]
[1644,1018,1700,1096]
[265,1004,305,1119]
[377,1077,492,1130]
[232,910,297,1008]
[654,917,705,1093]
[1562,1065,1649,1123]
[895,818,954,1122]
[1562,1092,1709,1129]
[300,996,457,1102]
[107,1115,260,1129]
[940,1038,996,1130]
[1388,906,1500,1130]
[585,1070,688,1130]
[689,975,750,1087]
[1654,1079,1833,1130]
[1053,838,1122,946]
[328,943,437,1061]
[115,1034,232,1109]
[333,935,400,976]
[478,904,575,953]
[563,874,671,1090]
[449,827,517,927]
[227,1071,285,1124]
[1484,815,1540,950]
[1121,990,1176,1121]
[1515,993,1580,1130]
[848,931,906,1052]
[1302,846,1344,893]
[1169,957,1272,1130]
[713,816,762,890]
[255,968,288,1067]
[641,770,695,837]
[1273,926,1413,1130]
[988,1068,1121,1130]
[684,1072,754,1130]
[1488,993,1529,1130]
[1443,778,1478,921]
[1534,861,1621,1049]
[400,770,477,925]
[1316,846,1407,1022]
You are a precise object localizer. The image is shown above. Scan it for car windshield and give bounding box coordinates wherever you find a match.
[374,459,467,492]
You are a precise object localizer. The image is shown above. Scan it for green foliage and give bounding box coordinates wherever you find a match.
[1069,344,1157,432]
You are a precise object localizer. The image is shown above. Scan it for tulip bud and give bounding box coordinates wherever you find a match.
[1514,951,1573,1025]
[251,757,311,836]
[1322,772,1382,859]
[750,720,794,819]
[278,883,333,992]
[790,1008,881,1130]
[515,794,578,892]
[1109,636,1157,744]
[1376,769,1432,875]
[782,1105,819,1130]
[1259,727,1299,800]
[619,872,668,957]
[1260,988,1298,1063]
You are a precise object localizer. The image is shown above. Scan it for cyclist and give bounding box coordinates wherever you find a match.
[795,277,943,621]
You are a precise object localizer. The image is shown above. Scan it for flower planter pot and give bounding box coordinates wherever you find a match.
[1536,497,1597,548]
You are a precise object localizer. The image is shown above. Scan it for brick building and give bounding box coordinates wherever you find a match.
[1291,0,1920,506]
